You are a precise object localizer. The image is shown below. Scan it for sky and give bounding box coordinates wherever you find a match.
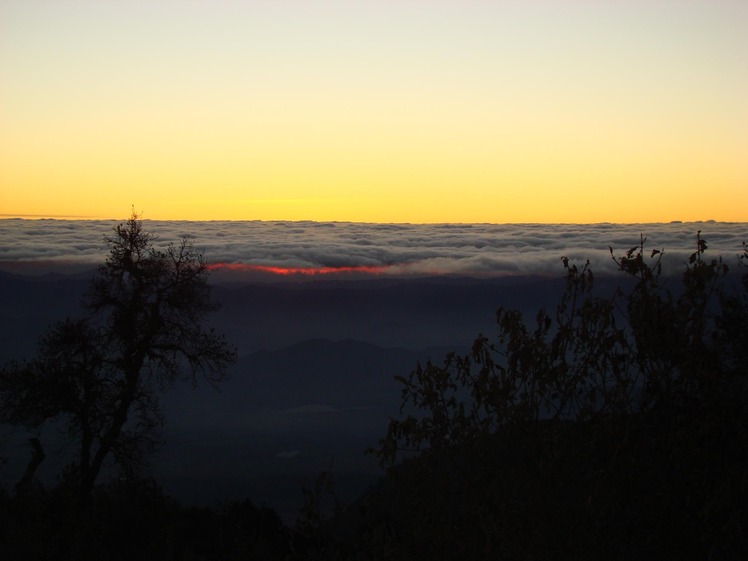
[1,0,747,223]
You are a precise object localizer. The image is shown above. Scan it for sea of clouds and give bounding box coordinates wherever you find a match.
[0,219,746,278]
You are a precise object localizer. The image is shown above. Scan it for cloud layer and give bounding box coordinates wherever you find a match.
[1,219,746,278]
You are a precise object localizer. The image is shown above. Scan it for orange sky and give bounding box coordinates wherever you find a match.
[2,1,747,223]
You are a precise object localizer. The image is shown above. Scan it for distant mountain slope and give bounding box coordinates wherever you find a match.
[211,275,569,353]
[163,338,448,426]
[234,338,441,407]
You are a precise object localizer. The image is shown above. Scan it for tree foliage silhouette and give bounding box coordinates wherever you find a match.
[363,233,748,560]
[0,212,237,510]
[375,232,740,464]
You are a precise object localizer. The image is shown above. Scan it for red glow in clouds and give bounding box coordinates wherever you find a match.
[207,263,389,276]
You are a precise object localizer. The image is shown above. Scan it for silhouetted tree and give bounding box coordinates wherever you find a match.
[362,232,748,560]
[0,212,237,512]
[375,232,738,465]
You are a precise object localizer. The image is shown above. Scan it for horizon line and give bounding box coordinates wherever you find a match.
[0,215,732,226]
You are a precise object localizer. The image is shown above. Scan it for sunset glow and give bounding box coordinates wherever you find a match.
[207,263,390,277]
[2,1,747,223]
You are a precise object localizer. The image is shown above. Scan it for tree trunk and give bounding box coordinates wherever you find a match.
[78,367,139,512]
[15,438,45,500]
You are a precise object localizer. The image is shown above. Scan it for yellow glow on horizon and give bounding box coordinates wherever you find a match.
[2,1,747,223]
